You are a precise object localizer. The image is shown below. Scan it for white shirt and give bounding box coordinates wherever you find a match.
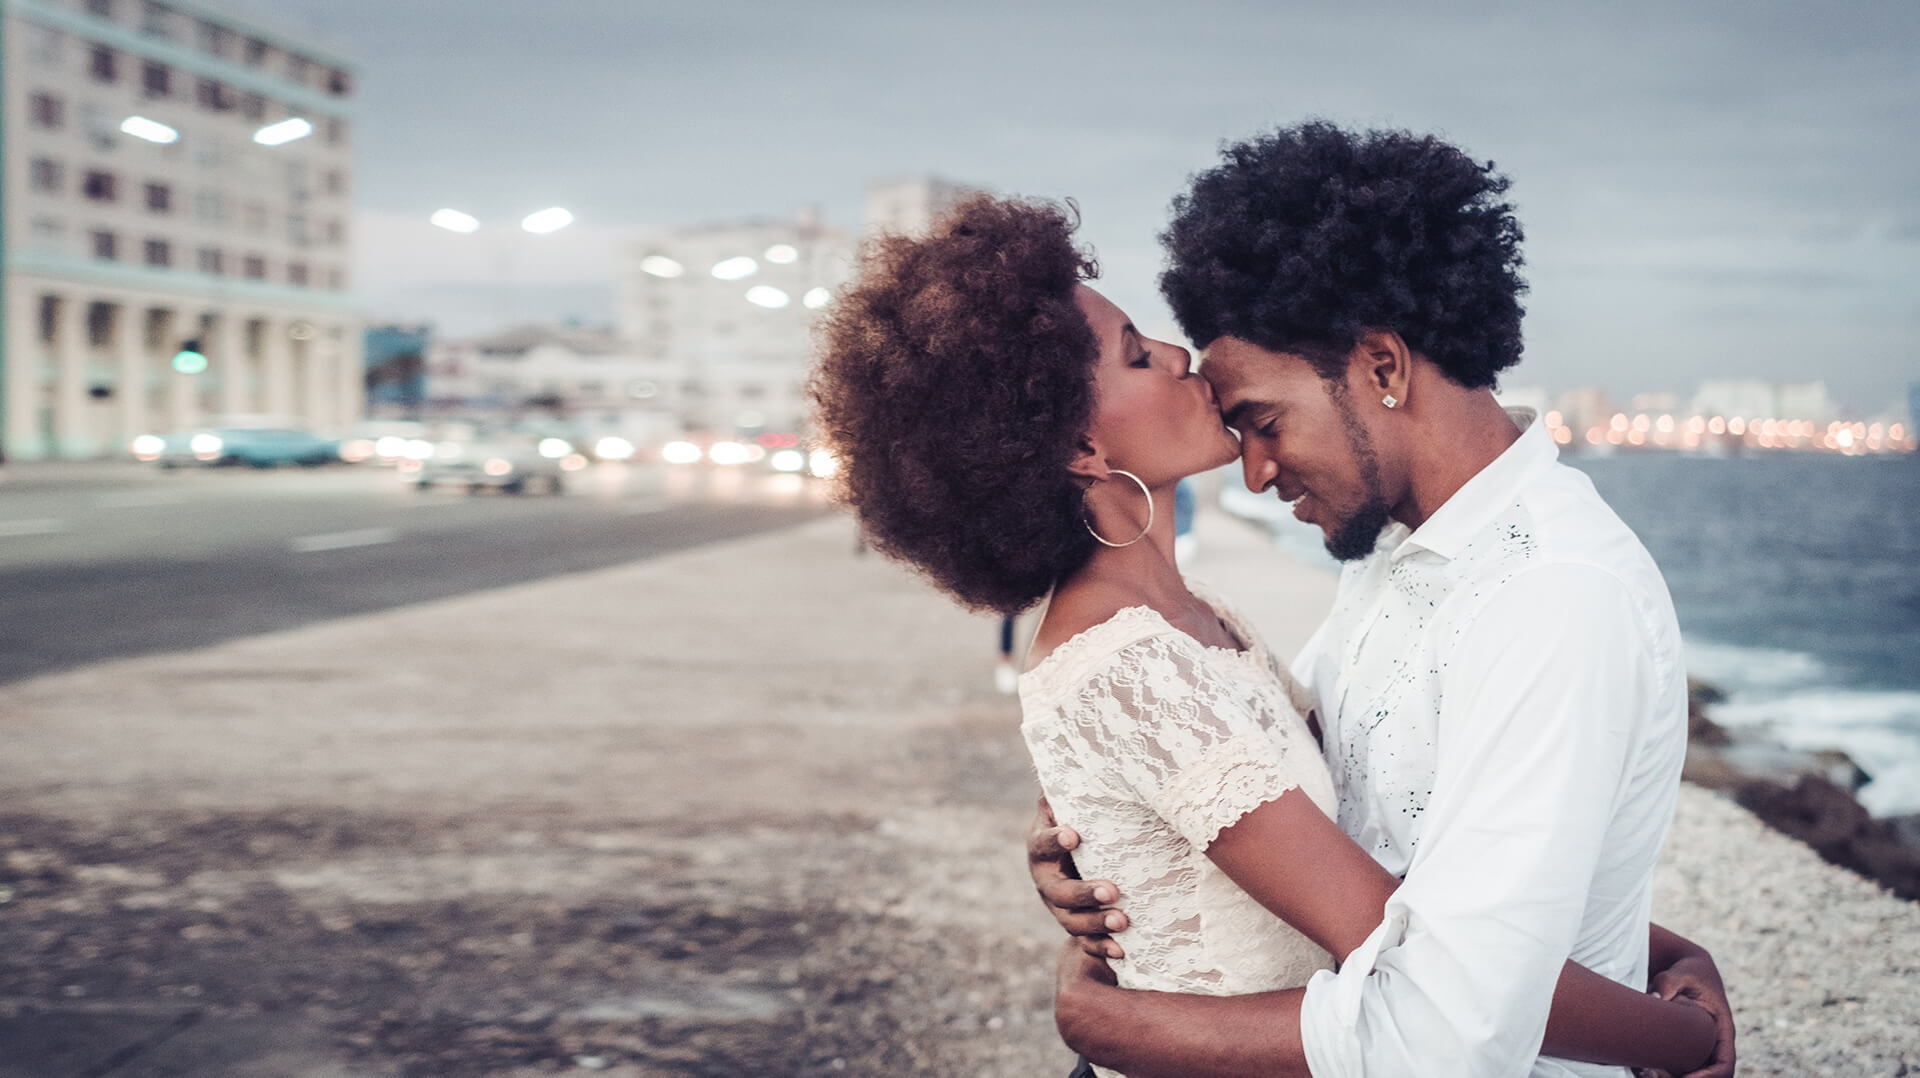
[1296,410,1689,1078]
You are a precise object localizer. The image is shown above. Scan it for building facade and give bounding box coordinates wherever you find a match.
[2,0,361,460]
[616,211,851,439]
[424,324,682,447]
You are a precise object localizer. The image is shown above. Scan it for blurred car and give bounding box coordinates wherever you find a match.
[335,420,435,466]
[402,434,570,494]
[134,426,339,469]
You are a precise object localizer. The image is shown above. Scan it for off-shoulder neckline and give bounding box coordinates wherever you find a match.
[1022,590,1263,682]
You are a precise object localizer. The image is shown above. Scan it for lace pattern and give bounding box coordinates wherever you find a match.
[1020,594,1337,1022]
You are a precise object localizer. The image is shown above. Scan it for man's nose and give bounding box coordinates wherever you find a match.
[1241,451,1276,494]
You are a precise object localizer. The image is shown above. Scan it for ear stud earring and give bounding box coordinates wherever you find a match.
[1382,394,1399,409]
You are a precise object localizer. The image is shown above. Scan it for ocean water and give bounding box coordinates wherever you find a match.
[1572,453,1920,817]
[1218,453,1920,816]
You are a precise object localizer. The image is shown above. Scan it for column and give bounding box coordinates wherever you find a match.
[114,299,149,444]
[214,311,249,418]
[3,284,45,461]
[335,321,365,427]
[54,292,90,459]
[303,333,330,430]
[262,316,294,417]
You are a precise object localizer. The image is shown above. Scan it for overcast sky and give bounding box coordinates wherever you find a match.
[260,0,1918,412]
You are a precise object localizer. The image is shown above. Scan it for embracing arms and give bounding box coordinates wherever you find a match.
[1035,791,1725,1078]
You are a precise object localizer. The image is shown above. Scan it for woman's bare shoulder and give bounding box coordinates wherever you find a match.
[1024,579,1153,670]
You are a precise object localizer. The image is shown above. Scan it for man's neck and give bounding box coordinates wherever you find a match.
[1393,389,1523,531]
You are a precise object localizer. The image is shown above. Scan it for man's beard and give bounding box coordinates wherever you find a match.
[1322,383,1392,562]
[1324,495,1392,561]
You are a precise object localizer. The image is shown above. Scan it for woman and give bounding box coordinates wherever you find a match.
[808,195,1715,1077]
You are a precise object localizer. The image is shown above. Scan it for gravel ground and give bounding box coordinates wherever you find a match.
[1,511,1916,1076]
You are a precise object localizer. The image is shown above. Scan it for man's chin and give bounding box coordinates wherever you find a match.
[1322,501,1392,561]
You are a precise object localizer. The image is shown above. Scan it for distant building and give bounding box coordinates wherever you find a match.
[1776,381,1835,424]
[1554,387,1615,436]
[1629,391,1682,415]
[363,324,428,416]
[2,0,361,459]
[1690,380,1775,422]
[1909,383,1919,429]
[863,176,978,238]
[616,211,853,438]
[426,324,680,446]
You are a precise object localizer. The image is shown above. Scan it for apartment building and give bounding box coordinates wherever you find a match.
[1,0,361,460]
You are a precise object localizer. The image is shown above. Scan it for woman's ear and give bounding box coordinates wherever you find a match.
[1066,437,1108,483]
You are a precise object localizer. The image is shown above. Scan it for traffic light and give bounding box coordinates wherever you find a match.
[172,339,207,374]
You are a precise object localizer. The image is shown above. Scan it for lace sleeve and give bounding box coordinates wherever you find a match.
[1067,635,1308,850]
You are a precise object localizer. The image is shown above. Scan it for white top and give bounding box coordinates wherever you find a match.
[1296,411,1689,1078]
[1021,590,1336,1078]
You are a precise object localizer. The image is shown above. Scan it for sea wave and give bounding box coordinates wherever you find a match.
[1681,637,1827,692]
[1711,688,1920,817]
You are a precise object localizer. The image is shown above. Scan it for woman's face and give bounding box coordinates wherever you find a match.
[1075,284,1241,485]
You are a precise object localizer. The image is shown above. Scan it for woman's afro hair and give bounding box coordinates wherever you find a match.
[808,195,1102,614]
[1161,121,1527,386]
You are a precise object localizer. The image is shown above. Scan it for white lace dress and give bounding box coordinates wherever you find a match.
[1020,590,1336,1078]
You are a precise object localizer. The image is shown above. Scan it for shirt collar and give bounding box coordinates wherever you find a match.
[1391,406,1556,563]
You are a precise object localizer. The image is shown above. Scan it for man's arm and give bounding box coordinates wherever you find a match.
[1645,924,1736,1078]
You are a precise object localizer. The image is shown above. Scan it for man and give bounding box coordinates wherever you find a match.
[1030,123,1736,1077]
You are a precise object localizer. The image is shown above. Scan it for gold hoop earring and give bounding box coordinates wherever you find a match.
[1084,469,1154,548]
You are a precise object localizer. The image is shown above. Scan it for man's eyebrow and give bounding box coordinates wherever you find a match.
[1221,399,1268,427]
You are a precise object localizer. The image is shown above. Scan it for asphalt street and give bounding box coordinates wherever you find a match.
[0,460,833,683]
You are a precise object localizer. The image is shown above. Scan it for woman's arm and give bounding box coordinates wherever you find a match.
[1203,790,1715,1075]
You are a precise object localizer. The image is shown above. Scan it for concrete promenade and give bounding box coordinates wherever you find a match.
[1,505,1916,1075]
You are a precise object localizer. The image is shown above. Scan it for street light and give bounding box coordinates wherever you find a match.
[430,208,481,233]
[520,207,574,235]
[120,116,178,143]
[253,117,313,146]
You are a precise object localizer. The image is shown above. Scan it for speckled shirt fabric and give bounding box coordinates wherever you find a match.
[1295,409,1689,1078]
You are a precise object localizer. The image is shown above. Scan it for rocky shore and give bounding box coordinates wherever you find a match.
[1681,681,1920,901]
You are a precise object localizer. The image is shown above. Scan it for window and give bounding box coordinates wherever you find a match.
[323,219,345,245]
[89,45,119,82]
[242,255,266,279]
[197,248,225,275]
[145,182,172,213]
[30,158,64,193]
[240,92,266,121]
[243,37,268,66]
[92,231,119,261]
[141,1,174,39]
[195,135,223,170]
[81,105,118,151]
[30,93,65,130]
[287,262,310,287]
[196,78,231,111]
[83,170,118,202]
[327,68,351,96]
[196,20,232,57]
[326,117,348,146]
[324,169,345,196]
[31,217,66,245]
[144,239,171,267]
[142,60,171,97]
[288,214,310,247]
[87,0,117,18]
[242,202,267,234]
[287,53,311,84]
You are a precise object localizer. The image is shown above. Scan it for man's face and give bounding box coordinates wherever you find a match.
[1201,336,1394,561]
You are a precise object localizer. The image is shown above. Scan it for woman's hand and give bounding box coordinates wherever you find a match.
[1028,796,1130,958]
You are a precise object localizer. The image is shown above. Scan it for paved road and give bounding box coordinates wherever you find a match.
[0,461,833,683]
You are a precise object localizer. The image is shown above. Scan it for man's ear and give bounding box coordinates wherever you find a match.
[1353,329,1412,409]
[1066,437,1108,483]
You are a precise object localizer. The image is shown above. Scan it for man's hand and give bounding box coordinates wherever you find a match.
[1028,796,1129,958]
[1053,940,1121,1055]
[1649,956,1735,1078]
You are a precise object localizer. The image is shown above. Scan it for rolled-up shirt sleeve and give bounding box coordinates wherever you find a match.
[1300,564,1653,1078]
